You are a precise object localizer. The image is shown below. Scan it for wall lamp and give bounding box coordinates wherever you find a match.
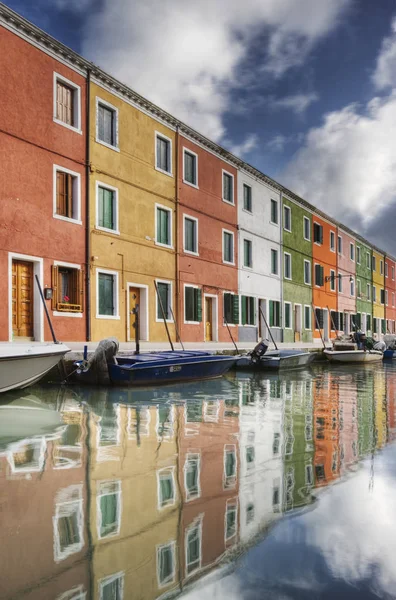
[325,273,353,283]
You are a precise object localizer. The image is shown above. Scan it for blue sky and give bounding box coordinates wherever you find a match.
[6,0,396,253]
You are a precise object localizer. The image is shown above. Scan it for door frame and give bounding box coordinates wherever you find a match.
[126,282,149,342]
[8,252,44,342]
[203,294,218,342]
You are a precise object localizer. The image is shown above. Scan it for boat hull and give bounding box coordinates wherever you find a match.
[237,350,316,371]
[323,349,383,363]
[0,344,70,393]
[109,354,236,386]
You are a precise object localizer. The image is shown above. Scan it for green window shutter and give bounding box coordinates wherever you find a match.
[157,282,169,320]
[226,451,235,476]
[241,296,247,325]
[269,301,274,327]
[232,294,239,325]
[196,288,202,322]
[98,273,114,316]
[100,494,117,537]
[320,226,323,244]
[157,209,169,245]
[320,266,324,287]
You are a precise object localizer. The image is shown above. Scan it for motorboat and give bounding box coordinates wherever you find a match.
[323,348,383,363]
[0,343,70,393]
[237,348,316,371]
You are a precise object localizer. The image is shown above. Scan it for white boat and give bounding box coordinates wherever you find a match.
[323,349,383,363]
[0,343,70,393]
[237,349,317,371]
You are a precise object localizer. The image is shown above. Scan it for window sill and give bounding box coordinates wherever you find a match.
[242,208,253,215]
[53,117,82,135]
[96,314,120,320]
[155,166,173,178]
[222,198,235,206]
[284,276,292,281]
[304,281,311,286]
[96,225,120,235]
[303,236,311,242]
[54,214,82,226]
[222,323,236,327]
[269,221,279,227]
[184,320,201,325]
[223,260,235,266]
[53,311,83,318]
[242,265,253,271]
[155,318,174,323]
[184,250,199,257]
[183,179,199,189]
[240,324,256,328]
[155,241,174,250]
[283,227,292,233]
[96,138,120,152]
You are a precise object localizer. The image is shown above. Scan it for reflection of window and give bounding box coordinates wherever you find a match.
[224,445,237,488]
[157,406,174,439]
[272,486,280,512]
[272,432,280,455]
[99,572,124,600]
[54,485,84,562]
[185,400,202,423]
[53,421,82,469]
[225,501,237,540]
[56,585,86,600]
[203,400,219,422]
[316,417,325,440]
[157,467,176,508]
[246,445,255,469]
[98,405,120,447]
[246,503,255,524]
[184,454,200,501]
[186,520,202,575]
[315,464,325,481]
[9,438,45,473]
[157,542,176,587]
[98,480,121,539]
[305,464,313,485]
[127,407,150,439]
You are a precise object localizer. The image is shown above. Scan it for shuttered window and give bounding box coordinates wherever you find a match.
[314,264,324,286]
[156,207,171,246]
[56,81,74,126]
[304,260,311,285]
[329,269,336,291]
[98,273,116,316]
[269,300,281,327]
[284,253,292,279]
[157,543,175,586]
[284,302,291,328]
[157,282,171,320]
[56,171,75,219]
[185,286,202,322]
[314,308,324,329]
[331,310,339,331]
[367,314,371,331]
[380,289,385,304]
[184,217,197,253]
[304,306,311,330]
[223,172,233,203]
[97,103,116,147]
[313,223,323,244]
[51,265,83,313]
[156,135,171,173]
[186,524,201,573]
[224,293,239,324]
[98,186,116,231]
[241,296,255,325]
[184,150,197,185]
[270,199,278,224]
[304,217,311,241]
[283,205,291,231]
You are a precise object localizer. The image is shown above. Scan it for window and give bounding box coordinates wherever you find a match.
[393,292,395,307]
[272,484,280,511]
[246,445,255,468]
[246,503,255,525]
[350,243,355,261]
[184,454,200,501]
[156,205,172,247]
[304,217,311,241]
[330,310,339,331]
[330,230,335,251]
[385,262,389,277]
[97,183,118,233]
[356,246,361,264]
[157,542,176,587]
[338,235,342,254]
[96,98,118,149]
[54,167,81,222]
[271,249,278,275]
[392,266,395,280]
[52,264,83,313]
[366,283,371,300]
[366,252,371,269]
[98,480,121,539]
[224,293,239,325]
[304,305,311,330]
[314,264,324,287]
[243,184,252,212]
[99,573,124,600]
[54,73,81,131]
[184,216,198,254]
[270,199,278,224]
[350,278,355,297]
[224,445,237,488]
[186,521,202,574]
[273,433,280,455]
[54,485,84,562]
[156,133,172,174]
[222,171,234,203]
[283,205,291,231]
[284,302,292,329]
[329,269,336,292]
[183,149,198,186]
[241,296,255,325]
[314,308,324,330]
[338,273,343,293]
[269,300,281,327]
[380,289,385,305]
[223,230,234,264]
[380,260,384,275]
[385,290,389,305]
[97,270,118,318]
[157,467,175,508]
[304,260,311,285]
[284,253,292,280]
[357,279,361,298]
[185,286,202,322]
[313,223,323,244]
[157,406,174,439]
[225,501,237,540]
[373,286,377,302]
[367,314,371,331]
[156,281,172,320]
[372,256,376,271]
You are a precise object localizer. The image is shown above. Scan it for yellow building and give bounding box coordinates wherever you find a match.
[89,80,177,342]
[372,249,385,334]
[88,392,181,599]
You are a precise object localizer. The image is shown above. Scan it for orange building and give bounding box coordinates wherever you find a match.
[313,371,340,487]
[312,214,337,341]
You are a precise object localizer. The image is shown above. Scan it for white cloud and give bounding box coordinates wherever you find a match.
[267,134,288,152]
[226,133,258,157]
[271,92,319,114]
[373,16,396,89]
[81,0,351,142]
[282,92,396,227]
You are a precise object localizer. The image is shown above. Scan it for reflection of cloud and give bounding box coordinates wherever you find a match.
[182,571,243,599]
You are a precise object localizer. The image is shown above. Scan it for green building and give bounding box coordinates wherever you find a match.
[355,239,373,334]
[282,196,313,343]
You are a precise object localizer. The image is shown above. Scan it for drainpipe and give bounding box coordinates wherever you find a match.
[85,69,91,341]
[175,125,180,338]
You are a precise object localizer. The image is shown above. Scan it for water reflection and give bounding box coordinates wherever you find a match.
[1,366,396,599]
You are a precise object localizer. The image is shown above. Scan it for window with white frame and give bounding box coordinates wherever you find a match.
[330,231,335,251]
[284,302,292,329]
[156,205,172,247]
[338,235,342,254]
[385,290,389,305]
[271,248,278,275]
[246,444,255,469]
[222,171,234,203]
[98,480,121,539]
[157,405,174,439]
[56,585,86,600]
[315,264,324,287]
[54,73,81,132]
[224,445,237,488]
[184,454,200,501]
[96,98,118,149]
[156,133,172,174]
[304,305,311,330]
[385,262,389,277]
[97,270,118,318]
[367,283,371,300]
[241,295,255,325]
[96,183,118,233]
[225,501,237,540]
[183,148,198,186]
[54,485,84,562]
[243,239,252,268]
[380,260,384,275]
[304,216,311,241]
[304,260,311,285]
[373,286,377,302]
[156,281,172,320]
[54,166,81,222]
[366,252,371,269]
[186,520,202,575]
[313,222,323,244]
[350,243,355,261]
[224,293,239,325]
[392,266,395,280]
[328,269,335,292]
[283,205,291,232]
[357,279,361,298]
[52,263,83,313]
[157,542,176,587]
[223,230,234,264]
[99,573,124,600]
[157,467,176,508]
[184,286,202,322]
[372,255,376,271]
[269,300,281,327]
[284,252,292,280]
[393,292,395,307]
[338,273,343,293]
[270,199,278,224]
[356,246,361,264]
[350,278,355,297]
[184,215,198,254]
[243,184,252,212]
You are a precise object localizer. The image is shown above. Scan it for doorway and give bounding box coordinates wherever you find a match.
[127,283,149,342]
[294,304,302,342]
[323,309,329,342]
[204,295,217,342]
[12,260,34,339]
[129,287,140,342]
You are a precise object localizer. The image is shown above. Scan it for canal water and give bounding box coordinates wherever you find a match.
[1,363,396,600]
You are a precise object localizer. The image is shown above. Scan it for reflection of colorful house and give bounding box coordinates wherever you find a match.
[374,371,387,449]
[357,370,375,458]
[338,374,358,474]
[0,398,90,599]
[312,214,337,341]
[313,372,340,487]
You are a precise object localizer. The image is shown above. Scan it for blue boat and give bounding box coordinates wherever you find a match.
[383,349,395,359]
[108,351,237,386]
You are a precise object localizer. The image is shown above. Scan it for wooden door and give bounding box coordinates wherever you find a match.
[205,297,212,342]
[129,287,140,340]
[12,260,34,339]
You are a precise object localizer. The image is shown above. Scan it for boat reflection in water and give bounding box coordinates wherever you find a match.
[1,365,396,599]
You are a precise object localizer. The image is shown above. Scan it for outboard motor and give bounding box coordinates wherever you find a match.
[74,337,119,385]
[250,339,269,364]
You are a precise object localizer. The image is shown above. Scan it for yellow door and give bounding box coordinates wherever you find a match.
[129,287,140,340]
[205,297,212,342]
[12,260,34,339]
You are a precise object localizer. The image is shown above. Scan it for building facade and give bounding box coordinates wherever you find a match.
[312,214,337,342]
[372,249,386,336]
[356,239,373,335]
[385,256,396,333]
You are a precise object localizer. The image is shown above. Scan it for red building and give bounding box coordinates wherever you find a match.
[177,135,239,343]
[0,14,87,342]
[385,256,396,333]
